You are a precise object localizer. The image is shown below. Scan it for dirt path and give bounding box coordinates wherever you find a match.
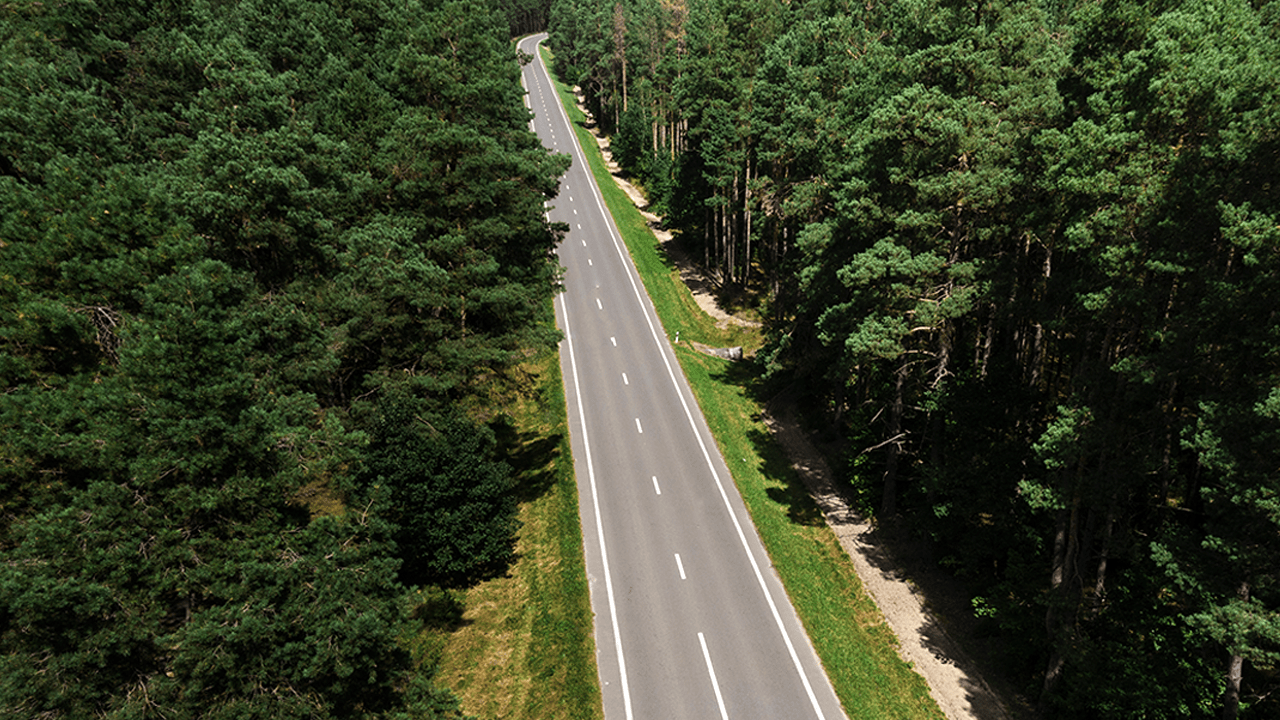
[763,403,1018,720]
[577,96,1019,720]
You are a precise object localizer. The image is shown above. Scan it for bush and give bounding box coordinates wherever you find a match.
[364,398,518,586]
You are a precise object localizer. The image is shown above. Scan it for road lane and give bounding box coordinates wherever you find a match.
[519,33,847,720]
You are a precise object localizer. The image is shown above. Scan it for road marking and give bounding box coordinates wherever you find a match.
[698,633,730,720]
[652,475,661,495]
[622,372,629,385]
[588,259,593,266]
[582,239,587,246]
[577,223,582,229]
[535,38,645,718]
[635,418,643,434]
[573,208,578,215]
[558,36,830,712]
[675,553,687,580]
[610,337,616,346]
[596,298,603,310]
[556,286,634,720]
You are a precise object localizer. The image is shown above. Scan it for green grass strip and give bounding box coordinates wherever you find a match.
[519,341,603,720]
[541,43,945,720]
[541,51,754,353]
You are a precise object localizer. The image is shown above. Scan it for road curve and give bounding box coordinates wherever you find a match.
[519,33,848,720]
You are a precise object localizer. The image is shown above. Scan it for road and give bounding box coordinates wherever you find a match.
[518,33,848,720]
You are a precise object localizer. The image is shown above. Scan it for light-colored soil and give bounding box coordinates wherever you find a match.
[762,402,1019,720]
[576,93,1020,720]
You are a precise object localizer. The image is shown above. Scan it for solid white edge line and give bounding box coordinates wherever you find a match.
[532,34,829,720]
[698,632,730,720]
[534,36,635,720]
[557,223,635,720]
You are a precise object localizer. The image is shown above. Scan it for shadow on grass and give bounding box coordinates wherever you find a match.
[408,417,565,591]
[407,585,473,668]
[763,482,827,527]
[755,423,826,527]
[644,216,683,273]
[410,585,471,632]
[493,417,566,505]
[704,353,1026,719]
[705,357,827,528]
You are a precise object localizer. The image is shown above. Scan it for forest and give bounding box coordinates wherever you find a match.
[548,0,1280,717]
[0,0,569,717]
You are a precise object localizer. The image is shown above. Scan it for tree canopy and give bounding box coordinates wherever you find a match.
[550,0,1280,716]
[1,0,566,716]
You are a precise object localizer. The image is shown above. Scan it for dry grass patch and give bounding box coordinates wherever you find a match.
[423,349,601,720]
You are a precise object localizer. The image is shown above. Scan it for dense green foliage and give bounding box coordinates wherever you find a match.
[550,0,1280,716]
[0,0,567,716]
[363,398,517,585]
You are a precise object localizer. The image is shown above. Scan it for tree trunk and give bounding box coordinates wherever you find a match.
[730,172,739,283]
[1092,501,1114,614]
[744,154,752,288]
[976,305,995,379]
[704,204,711,269]
[1222,653,1244,720]
[1038,483,1082,718]
[881,363,908,517]
[1029,242,1052,387]
[1221,581,1250,720]
[1037,648,1065,719]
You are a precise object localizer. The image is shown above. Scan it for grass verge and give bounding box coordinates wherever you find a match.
[541,43,945,720]
[410,330,602,718]
[541,52,754,353]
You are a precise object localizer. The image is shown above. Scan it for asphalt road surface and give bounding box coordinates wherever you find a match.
[519,33,848,720]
